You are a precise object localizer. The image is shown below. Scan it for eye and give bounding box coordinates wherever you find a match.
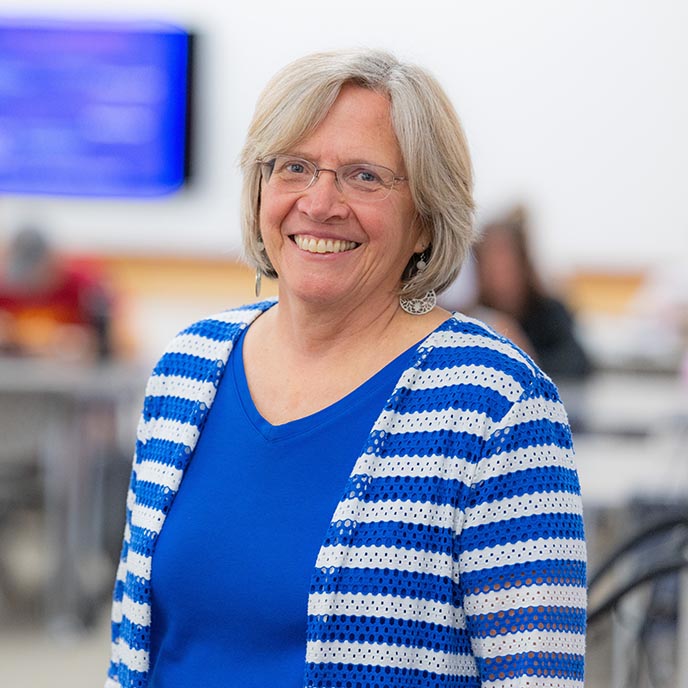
[345,165,384,188]
[275,157,310,176]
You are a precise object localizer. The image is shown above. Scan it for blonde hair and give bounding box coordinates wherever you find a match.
[239,48,475,299]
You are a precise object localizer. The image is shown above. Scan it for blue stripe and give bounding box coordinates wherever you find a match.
[387,383,513,420]
[306,614,470,655]
[179,318,246,341]
[324,520,454,555]
[131,479,175,512]
[128,525,156,561]
[152,352,225,383]
[305,662,474,688]
[344,473,470,508]
[142,394,201,424]
[114,665,148,688]
[444,316,502,336]
[462,512,585,551]
[377,429,486,462]
[123,569,152,605]
[476,651,585,683]
[472,465,582,503]
[136,437,190,469]
[310,566,459,603]
[483,418,573,456]
[461,559,587,595]
[117,615,150,651]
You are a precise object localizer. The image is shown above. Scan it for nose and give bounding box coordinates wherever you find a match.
[296,168,349,221]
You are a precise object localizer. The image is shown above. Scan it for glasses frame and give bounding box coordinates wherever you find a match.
[257,154,408,202]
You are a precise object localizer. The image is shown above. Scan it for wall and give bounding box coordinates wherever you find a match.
[0,0,686,279]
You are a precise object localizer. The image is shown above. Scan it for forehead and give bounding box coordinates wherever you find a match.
[295,84,403,168]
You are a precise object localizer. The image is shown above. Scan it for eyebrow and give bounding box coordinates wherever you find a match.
[281,152,396,169]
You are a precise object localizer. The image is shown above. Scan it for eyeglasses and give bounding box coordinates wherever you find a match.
[258,154,407,202]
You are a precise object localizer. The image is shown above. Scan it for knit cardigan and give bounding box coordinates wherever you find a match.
[107,301,586,688]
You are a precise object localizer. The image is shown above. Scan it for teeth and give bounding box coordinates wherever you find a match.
[294,235,358,254]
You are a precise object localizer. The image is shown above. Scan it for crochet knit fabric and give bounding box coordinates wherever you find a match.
[107,301,586,688]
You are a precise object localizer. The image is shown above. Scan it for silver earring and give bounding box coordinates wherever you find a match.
[400,290,436,315]
[255,237,266,298]
[399,250,435,315]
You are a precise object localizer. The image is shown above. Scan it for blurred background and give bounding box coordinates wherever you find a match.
[0,1,686,687]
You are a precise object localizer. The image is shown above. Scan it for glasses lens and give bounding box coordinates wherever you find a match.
[339,163,395,201]
[266,155,316,192]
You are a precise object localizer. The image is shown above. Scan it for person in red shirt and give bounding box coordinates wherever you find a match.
[0,226,113,360]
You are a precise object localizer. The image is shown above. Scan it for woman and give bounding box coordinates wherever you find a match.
[107,49,586,688]
[474,210,593,381]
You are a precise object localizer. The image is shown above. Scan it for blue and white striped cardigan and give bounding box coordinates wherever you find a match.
[107,300,586,688]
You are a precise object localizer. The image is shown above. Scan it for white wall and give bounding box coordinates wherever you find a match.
[1,0,686,277]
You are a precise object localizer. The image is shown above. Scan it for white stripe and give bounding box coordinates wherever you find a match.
[124,550,152,580]
[464,583,587,614]
[501,397,569,426]
[105,678,120,688]
[116,640,149,672]
[398,365,523,402]
[122,594,151,627]
[376,407,493,439]
[307,592,466,629]
[465,491,584,528]
[207,306,271,324]
[486,677,583,688]
[460,537,587,573]
[352,453,476,484]
[110,598,122,624]
[474,443,578,481]
[477,629,586,658]
[332,498,456,530]
[135,459,183,492]
[306,639,478,676]
[429,329,536,371]
[163,332,233,360]
[146,374,217,404]
[131,504,166,535]
[138,417,199,446]
[315,544,453,578]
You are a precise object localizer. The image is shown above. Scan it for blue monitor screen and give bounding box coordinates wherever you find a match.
[0,18,192,197]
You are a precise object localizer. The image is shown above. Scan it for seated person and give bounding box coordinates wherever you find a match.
[0,226,113,360]
[473,209,593,380]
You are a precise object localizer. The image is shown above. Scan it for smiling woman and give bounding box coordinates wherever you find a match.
[106,49,587,688]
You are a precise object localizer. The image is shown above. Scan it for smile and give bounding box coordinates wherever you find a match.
[293,235,359,254]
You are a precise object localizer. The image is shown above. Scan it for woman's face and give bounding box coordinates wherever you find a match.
[476,227,528,315]
[258,84,427,313]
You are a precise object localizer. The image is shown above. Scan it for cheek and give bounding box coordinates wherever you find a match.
[259,193,293,236]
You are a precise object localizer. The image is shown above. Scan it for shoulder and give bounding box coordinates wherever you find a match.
[150,299,276,378]
[419,312,559,407]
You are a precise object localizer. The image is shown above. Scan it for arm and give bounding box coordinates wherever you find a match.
[458,374,587,686]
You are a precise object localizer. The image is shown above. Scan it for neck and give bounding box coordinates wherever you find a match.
[269,290,407,360]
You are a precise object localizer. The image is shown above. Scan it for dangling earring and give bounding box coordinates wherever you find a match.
[399,251,436,315]
[255,238,265,298]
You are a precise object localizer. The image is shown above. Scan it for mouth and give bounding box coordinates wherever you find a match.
[292,234,359,254]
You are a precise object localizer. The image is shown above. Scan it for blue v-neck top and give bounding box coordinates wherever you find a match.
[148,329,415,687]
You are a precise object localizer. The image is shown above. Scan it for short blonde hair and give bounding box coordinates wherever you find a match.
[239,48,475,299]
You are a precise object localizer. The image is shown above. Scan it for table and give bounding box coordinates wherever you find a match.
[0,356,145,630]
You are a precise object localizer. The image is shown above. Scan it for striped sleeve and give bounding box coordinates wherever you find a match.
[459,373,586,687]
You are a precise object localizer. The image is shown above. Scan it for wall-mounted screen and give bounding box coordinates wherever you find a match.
[0,18,193,198]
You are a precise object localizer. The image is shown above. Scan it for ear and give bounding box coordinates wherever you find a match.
[411,215,432,255]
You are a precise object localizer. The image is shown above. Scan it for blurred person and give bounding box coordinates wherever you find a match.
[107,49,586,688]
[0,225,113,360]
[437,255,536,354]
[474,209,593,381]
